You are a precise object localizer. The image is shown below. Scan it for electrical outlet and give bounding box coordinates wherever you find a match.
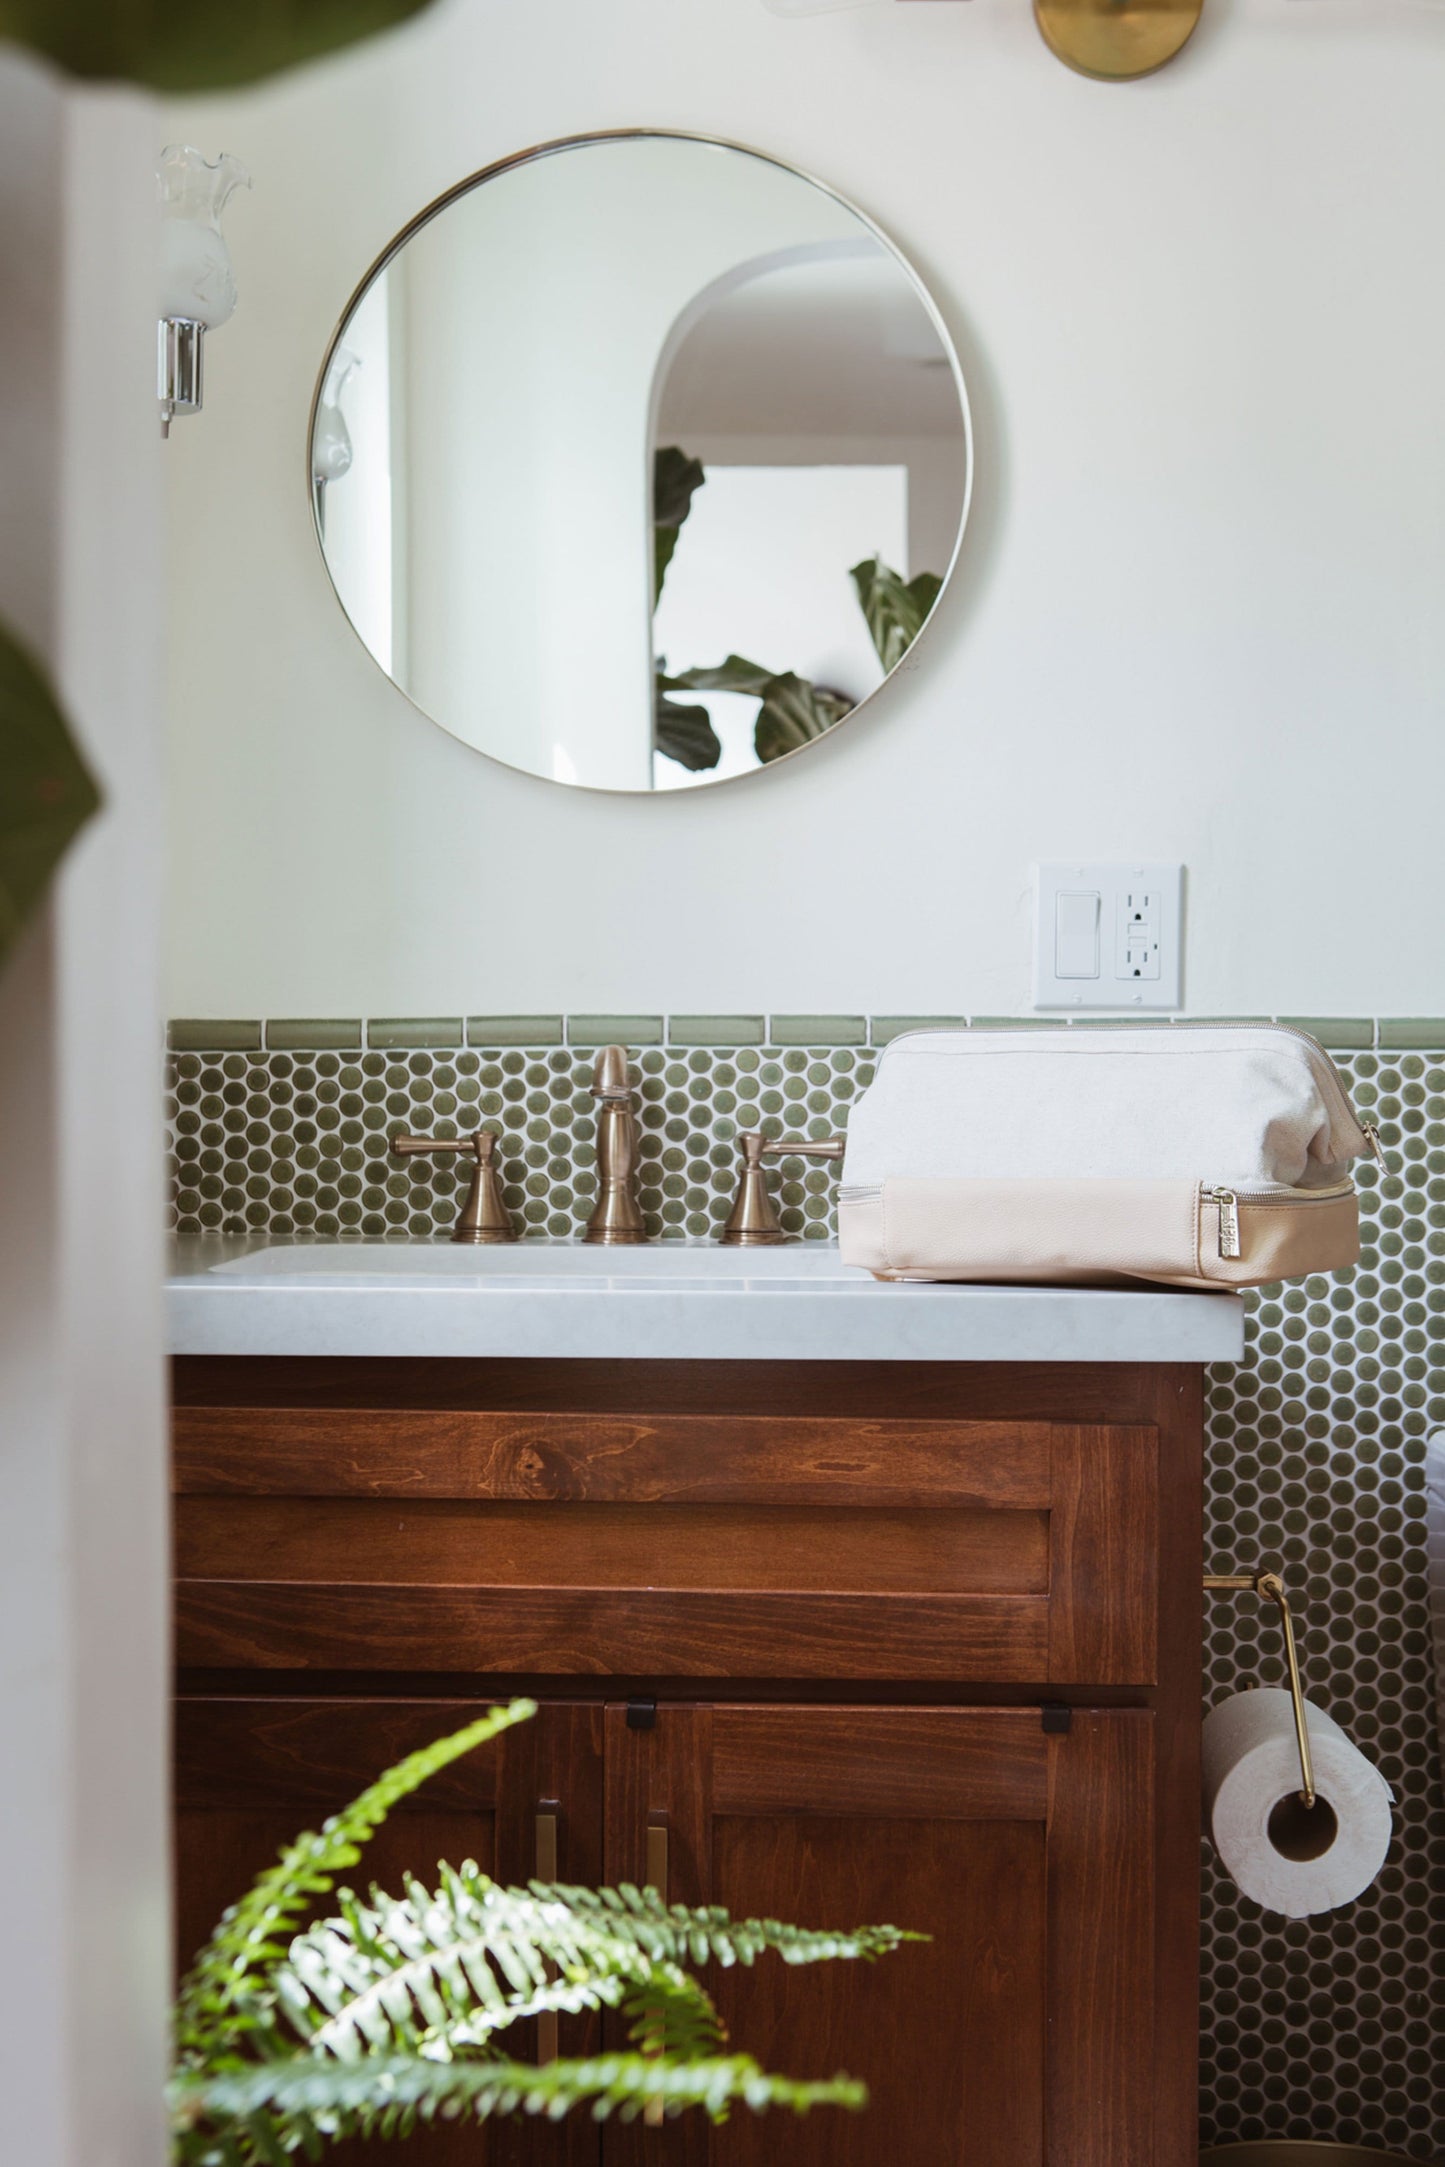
[1034,863,1183,1010]
[1117,887,1162,981]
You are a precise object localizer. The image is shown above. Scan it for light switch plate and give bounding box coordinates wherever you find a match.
[1033,862,1183,1010]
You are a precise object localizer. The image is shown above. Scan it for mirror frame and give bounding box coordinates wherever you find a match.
[307,128,975,792]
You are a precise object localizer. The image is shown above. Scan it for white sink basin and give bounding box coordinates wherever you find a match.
[167,1235,1245,1364]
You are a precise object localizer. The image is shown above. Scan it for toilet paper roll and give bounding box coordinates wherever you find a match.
[1202,1687,1393,1919]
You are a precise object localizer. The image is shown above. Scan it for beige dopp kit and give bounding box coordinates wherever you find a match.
[838,1023,1383,1291]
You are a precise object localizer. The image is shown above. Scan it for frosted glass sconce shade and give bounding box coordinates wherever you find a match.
[157,145,249,436]
[312,350,360,486]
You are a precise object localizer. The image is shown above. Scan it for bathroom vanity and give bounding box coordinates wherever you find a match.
[170,1244,1241,2166]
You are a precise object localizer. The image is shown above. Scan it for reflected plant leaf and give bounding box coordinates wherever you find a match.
[662,655,776,699]
[753,673,852,766]
[850,555,943,674]
[653,447,707,604]
[654,689,722,773]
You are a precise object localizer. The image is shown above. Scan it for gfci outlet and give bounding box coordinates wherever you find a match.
[1033,863,1184,1010]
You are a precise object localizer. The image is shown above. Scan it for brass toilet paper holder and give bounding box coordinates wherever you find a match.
[1204,1570,1315,1808]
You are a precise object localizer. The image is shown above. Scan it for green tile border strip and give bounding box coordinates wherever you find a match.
[168,1019,263,1052]
[1377,1018,1445,1049]
[567,1015,665,1046]
[769,1014,868,1047]
[366,1018,464,1050]
[669,1015,766,1046]
[264,1018,363,1052]
[165,1016,1445,1053]
[467,1015,564,1047]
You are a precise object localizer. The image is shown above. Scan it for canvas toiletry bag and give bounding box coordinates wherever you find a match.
[837,1024,1383,1292]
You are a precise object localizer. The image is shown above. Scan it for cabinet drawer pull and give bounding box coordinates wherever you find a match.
[535,1804,559,2064]
[644,1814,669,2125]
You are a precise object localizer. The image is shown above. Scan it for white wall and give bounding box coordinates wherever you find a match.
[0,58,168,2167]
[163,0,1445,1019]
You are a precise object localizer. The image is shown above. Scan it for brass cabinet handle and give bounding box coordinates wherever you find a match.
[718,1132,846,1247]
[535,1804,560,2064]
[643,1814,669,2125]
[389,1126,517,1245]
[645,1814,668,1898]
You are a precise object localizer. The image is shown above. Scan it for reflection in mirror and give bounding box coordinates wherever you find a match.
[312,134,971,793]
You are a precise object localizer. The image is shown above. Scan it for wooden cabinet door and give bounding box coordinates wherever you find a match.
[602,1703,1156,2167]
[174,1695,604,2167]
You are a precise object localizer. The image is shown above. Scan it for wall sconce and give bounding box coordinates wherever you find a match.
[311,348,360,535]
[1033,0,1202,80]
[764,0,1205,81]
[157,145,250,438]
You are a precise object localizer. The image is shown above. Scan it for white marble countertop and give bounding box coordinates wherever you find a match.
[166,1237,1246,1364]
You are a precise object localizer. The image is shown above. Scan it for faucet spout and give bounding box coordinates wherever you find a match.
[583,1045,648,1244]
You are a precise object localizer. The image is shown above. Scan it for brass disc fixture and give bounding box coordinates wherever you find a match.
[1034,0,1204,82]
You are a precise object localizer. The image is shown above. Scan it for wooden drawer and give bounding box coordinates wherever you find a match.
[173,1406,1157,1683]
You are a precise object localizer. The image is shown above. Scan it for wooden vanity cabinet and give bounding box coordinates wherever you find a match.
[173,1357,1204,2167]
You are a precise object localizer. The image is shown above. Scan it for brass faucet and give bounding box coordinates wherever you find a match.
[583,1045,647,1244]
[389,1126,517,1243]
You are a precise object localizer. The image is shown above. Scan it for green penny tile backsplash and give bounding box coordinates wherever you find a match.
[164,1023,1445,2159]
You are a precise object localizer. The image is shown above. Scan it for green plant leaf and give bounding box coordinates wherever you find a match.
[0,618,100,973]
[173,1700,537,2066]
[654,690,722,773]
[653,447,706,603]
[171,1710,912,2162]
[171,2046,868,2149]
[849,555,943,674]
[0,0,443,91]
[661,655,776,700]
[754,673,852,765]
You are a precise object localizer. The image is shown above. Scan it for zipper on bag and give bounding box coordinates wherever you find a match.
[1200,1179,1357,1263]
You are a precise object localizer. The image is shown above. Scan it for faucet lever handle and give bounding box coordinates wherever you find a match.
[391,1127,495,1161]
[720,1132,846,1245]
[759,1135,845,1161]
[389,1127,514,1244]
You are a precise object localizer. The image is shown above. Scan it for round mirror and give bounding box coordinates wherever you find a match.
[310,132,972,792]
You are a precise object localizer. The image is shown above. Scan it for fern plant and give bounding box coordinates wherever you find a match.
[171,1698,915,2162]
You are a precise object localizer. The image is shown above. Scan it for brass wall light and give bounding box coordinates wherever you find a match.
[1033,0,1204,81]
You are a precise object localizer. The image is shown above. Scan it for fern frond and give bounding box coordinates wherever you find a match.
[174,1701,536,2062]
[171,2045,867,2152]
[272,1864,725,2066]
[533,1879,923,1969]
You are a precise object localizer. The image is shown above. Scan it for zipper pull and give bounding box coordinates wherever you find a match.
[1360,1119,1388,1174]
[1206,1185,1241,1261]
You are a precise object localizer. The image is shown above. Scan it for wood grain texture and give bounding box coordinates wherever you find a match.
[710,1706,1049,1822]
[173,1356,1167,1426]
[1047,1424,1159,1685]
[1045,1710,1156,2167]
[174,1496,1051,1597]
[1147,1365,1204,2167]
[709,1815,1046,2167]
[173,1406,1052,1508]
[175,1583,1051,1680]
